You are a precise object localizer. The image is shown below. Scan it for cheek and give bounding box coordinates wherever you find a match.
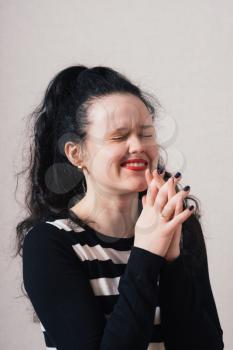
[103,145,125,166]
[89,146,121,176]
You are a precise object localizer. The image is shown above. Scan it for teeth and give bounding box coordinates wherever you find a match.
[124,162,146,166]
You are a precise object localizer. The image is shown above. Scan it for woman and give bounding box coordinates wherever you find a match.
[15,65,224,349]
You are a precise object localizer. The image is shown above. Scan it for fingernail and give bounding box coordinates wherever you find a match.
[157,168,164,175]
[174,172,181,178]
[183,185,190,192]
[189,205,194,211]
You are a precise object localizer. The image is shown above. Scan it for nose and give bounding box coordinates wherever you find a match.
[128,134,146,154]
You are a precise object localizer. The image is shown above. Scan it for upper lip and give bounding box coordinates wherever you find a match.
[121,158,148,166]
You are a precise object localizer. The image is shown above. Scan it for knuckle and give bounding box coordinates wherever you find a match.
[167,177,173,186]
[165,204,172,214]
[149,178,156,188]
[154,197,161,207]
[172,191,182,203]
[180,190,188,198]
[179,192,186,200]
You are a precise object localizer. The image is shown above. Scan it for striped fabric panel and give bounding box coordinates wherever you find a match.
[40,219,166,350]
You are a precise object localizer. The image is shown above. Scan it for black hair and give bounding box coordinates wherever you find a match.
[14,65,206,321]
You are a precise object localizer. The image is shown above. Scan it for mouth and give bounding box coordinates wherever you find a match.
[120,159,148,171]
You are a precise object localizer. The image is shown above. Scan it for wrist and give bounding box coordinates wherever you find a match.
[165,250,180,263]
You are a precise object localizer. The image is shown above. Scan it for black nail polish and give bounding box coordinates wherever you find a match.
[174,172,181,178]
[157,168,164,175]
[189,205,194,211]
[183,185,190,191]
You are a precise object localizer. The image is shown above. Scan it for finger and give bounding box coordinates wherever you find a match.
[142,194,146,208]
[150,170,182,217]
[174,196,184,216]
[152,169,165,188]
[168,171,183,198]
[145,167,166,189]
[147,177,159,206]
[166,206,195,231]
[145,168,162,207]
[145,168,153,186]
[152,170,181,194]
[146,169,181,210]
[161,187,191,219]
[142,168,154,208]
[153,176,174,212]
[168,176,176,201]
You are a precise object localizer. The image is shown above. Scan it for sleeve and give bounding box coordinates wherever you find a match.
[158,217,224,350]
[22,223,166,350]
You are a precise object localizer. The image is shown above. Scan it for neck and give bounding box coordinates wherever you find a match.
[70,189,140,238]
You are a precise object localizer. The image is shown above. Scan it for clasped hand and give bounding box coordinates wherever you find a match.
[142,169,192,262]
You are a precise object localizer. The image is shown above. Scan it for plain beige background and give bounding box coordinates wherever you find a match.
[1,0,232,349]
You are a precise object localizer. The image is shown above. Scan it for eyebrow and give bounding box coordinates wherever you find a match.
[109,125,154,133]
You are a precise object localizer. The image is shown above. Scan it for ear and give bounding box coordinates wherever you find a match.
[64,142,82,167]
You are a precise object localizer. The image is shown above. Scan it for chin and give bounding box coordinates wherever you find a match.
[128,180,147,193]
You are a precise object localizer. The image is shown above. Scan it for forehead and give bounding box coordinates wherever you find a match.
[87,93,153,133]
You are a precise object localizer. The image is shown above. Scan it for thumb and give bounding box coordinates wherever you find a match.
[142,194,147,208]
[145,168,153,187]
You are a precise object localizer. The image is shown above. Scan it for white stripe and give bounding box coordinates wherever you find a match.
[72,243,131,264]
[90,276,120,296]
[46,219,85,232]
[105,310,161,326]
[147,342,166,350]
[154,306,161,325]
[43,339,165,349]
[40,322,45,332]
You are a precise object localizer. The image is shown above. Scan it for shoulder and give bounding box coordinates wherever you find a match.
[24,218,84,243]
[22,219,83,258]
[22,222,60,260]
[22,221,87,303]
[22,219,86,276]
[23,221,63,246]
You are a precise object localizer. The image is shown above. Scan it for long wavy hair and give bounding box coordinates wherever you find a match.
[14,65,206,322]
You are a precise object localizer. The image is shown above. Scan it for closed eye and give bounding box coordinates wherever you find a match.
[112,135,153,140]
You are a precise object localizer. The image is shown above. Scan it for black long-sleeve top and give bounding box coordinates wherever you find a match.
[22,215,224,350]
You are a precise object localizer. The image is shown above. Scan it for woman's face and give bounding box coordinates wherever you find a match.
[83,93,159,196]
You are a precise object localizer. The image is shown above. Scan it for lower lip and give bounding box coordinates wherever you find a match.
[121,164,148,171]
